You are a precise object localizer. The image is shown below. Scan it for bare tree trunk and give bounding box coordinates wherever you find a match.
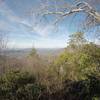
[0,32,8,55]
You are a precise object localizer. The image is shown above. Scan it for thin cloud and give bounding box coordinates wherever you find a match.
[20,19,55,37]
[0,2,54,37]
[0,0,69,48]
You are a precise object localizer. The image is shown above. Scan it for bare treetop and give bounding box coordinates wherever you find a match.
[29,0,99,27]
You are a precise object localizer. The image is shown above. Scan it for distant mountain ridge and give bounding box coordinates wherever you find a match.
[4,48,64,58]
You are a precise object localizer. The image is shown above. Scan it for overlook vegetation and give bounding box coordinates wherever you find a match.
[0,0,100,99]
[0,32,100,100]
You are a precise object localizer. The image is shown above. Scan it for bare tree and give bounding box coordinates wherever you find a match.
[24,0,100,30]
[24,0,100,42]
[37,0,100,42]
[0,32,8,74]
[0,32,8,55]
[24,0,98,31]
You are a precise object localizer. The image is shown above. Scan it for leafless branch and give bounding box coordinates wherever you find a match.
[42,1,100,23]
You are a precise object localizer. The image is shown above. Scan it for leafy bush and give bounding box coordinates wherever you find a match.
[0,70,44,100]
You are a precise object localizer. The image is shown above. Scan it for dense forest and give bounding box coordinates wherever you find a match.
[0,0,100,100]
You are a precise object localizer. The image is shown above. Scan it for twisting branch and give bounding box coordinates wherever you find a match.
[76,1,100,22]
[43,1,100,23]
[43,11,65,16]
[62,8,84,16]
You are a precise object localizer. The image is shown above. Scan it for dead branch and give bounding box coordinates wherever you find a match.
[43,1,100,23]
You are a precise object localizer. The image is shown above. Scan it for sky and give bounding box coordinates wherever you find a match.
[0,0,99,48]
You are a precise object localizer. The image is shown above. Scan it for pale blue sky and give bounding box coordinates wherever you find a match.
[0,0,99,48]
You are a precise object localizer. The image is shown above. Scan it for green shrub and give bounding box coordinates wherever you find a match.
[0,70,44,100]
